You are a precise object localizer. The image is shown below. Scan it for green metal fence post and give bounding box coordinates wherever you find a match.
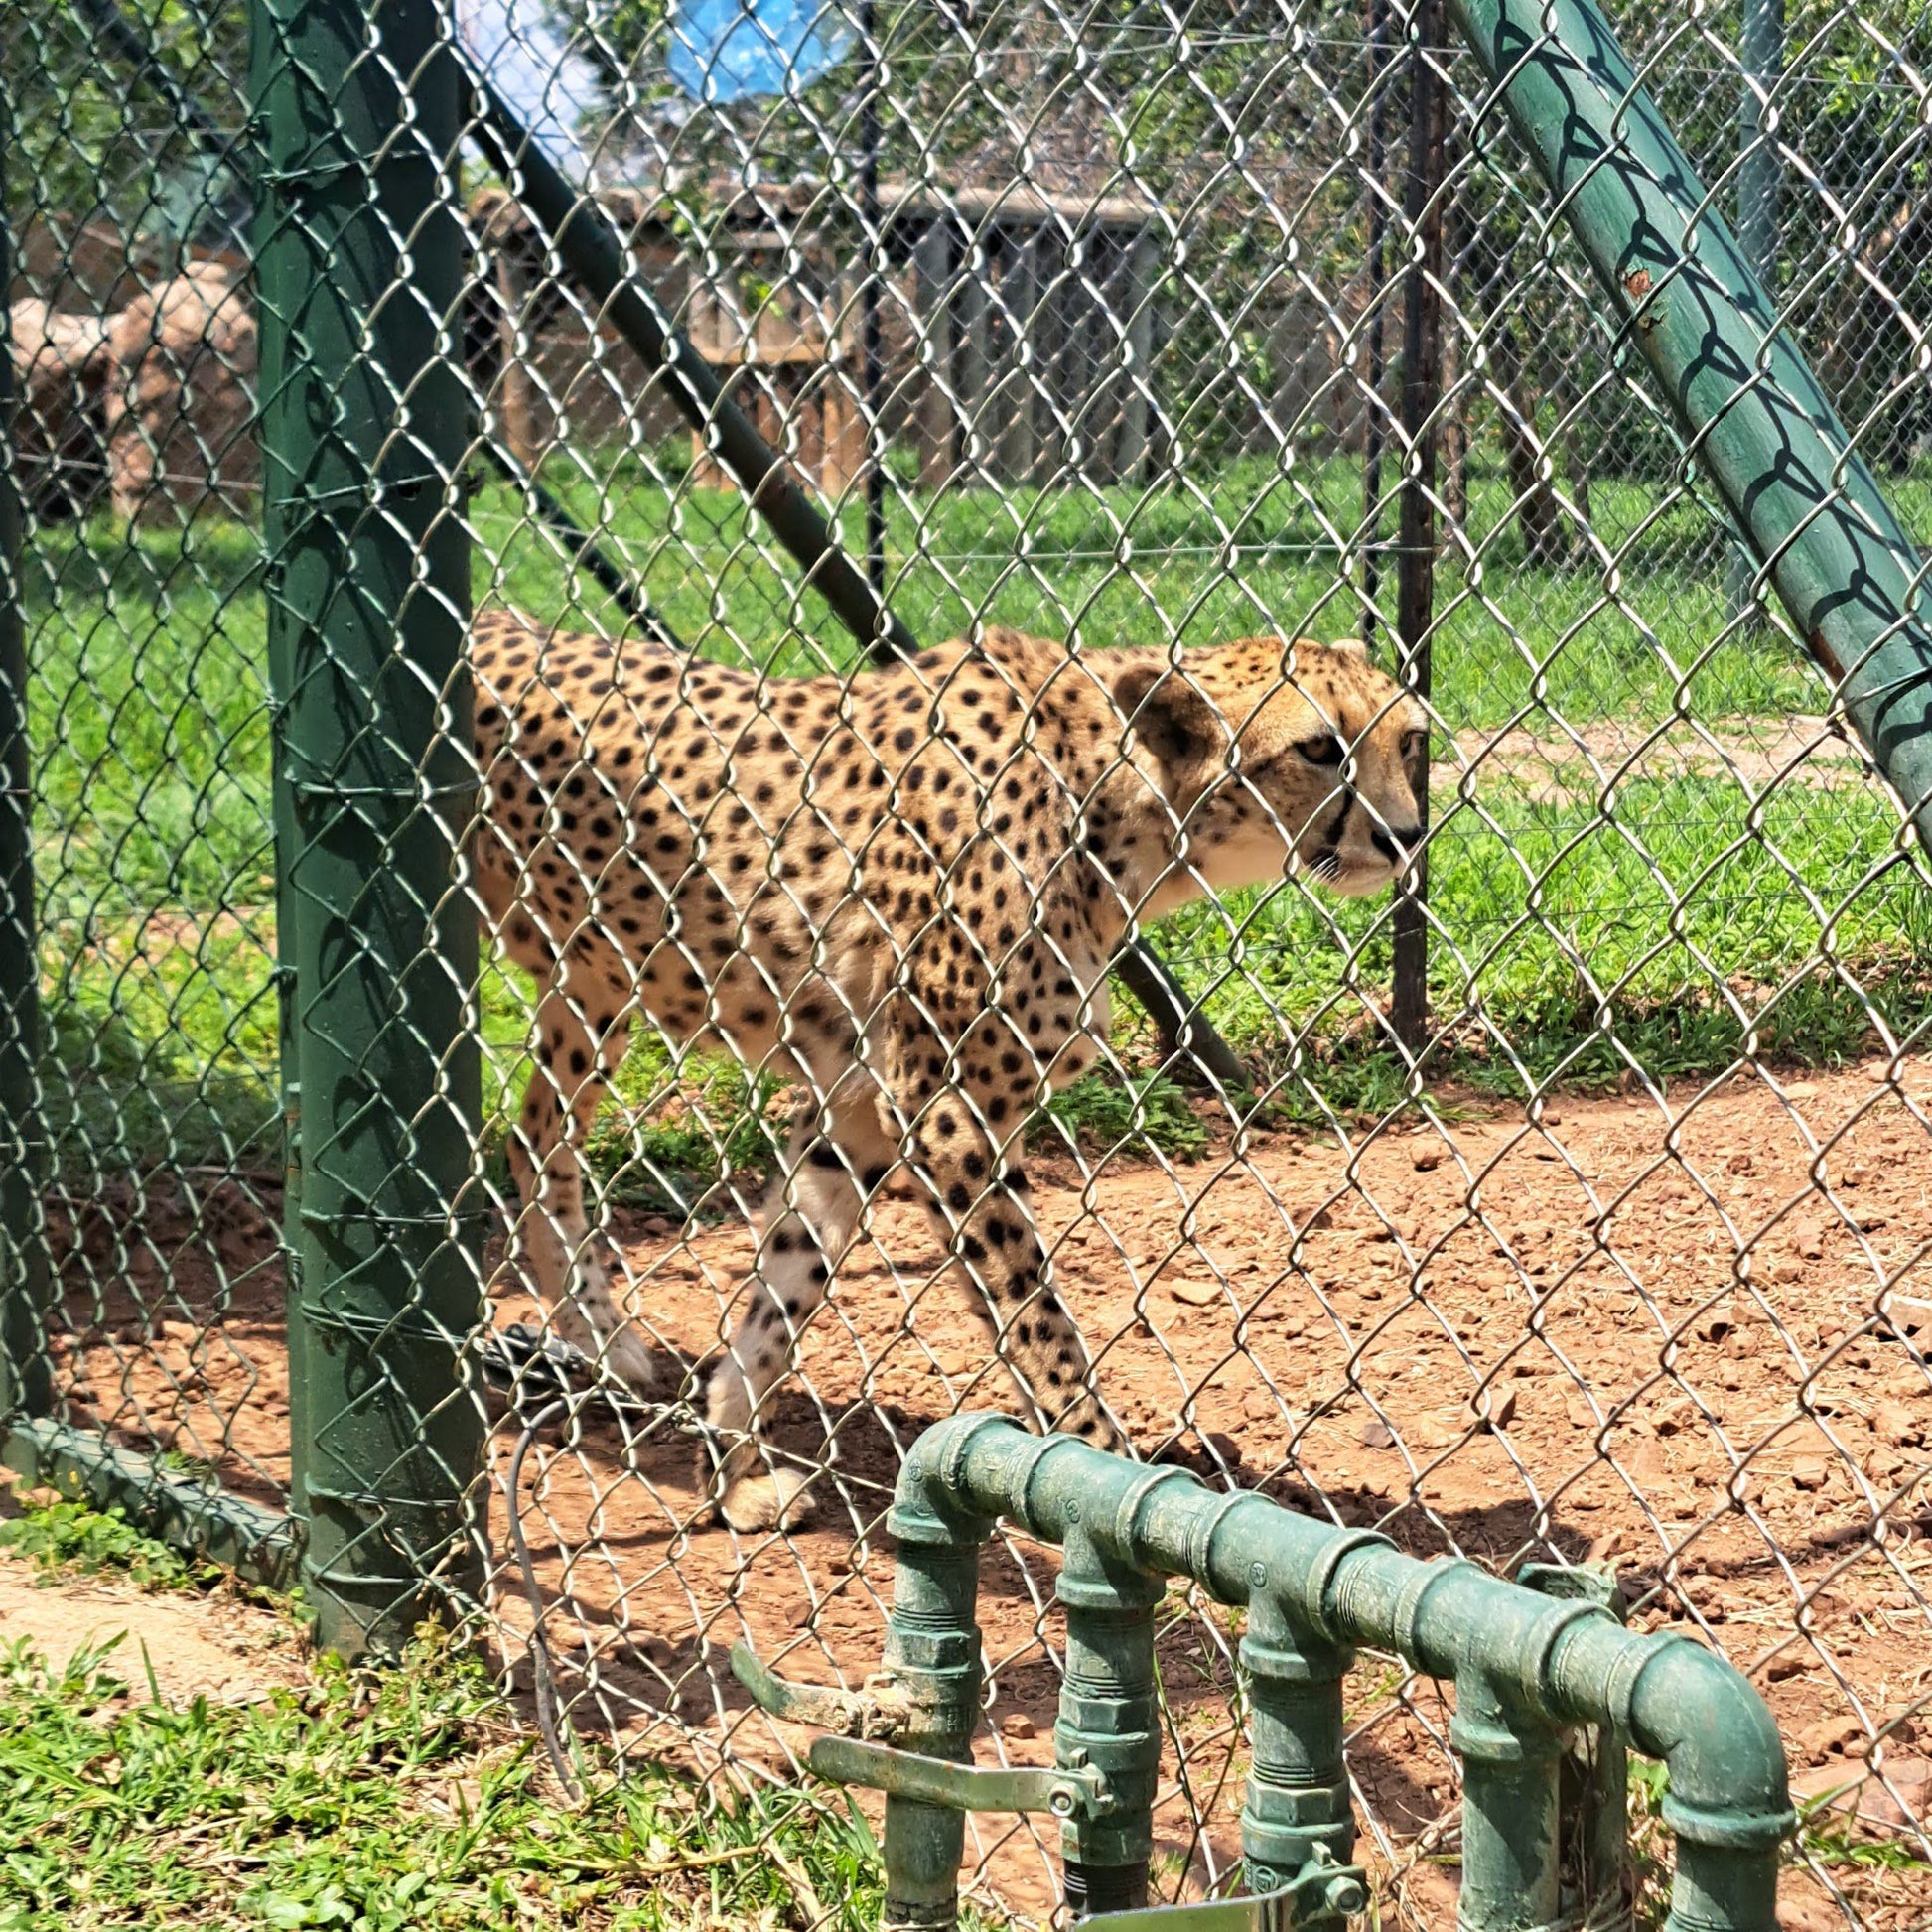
[0,93,51,1428]
[1055,1519,1163,1916]
[1446,0,1932,851]
[1239,1588,1354,1908]
[253,0,485,1656]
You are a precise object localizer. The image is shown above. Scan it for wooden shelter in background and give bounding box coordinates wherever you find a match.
[464,176,1168,498]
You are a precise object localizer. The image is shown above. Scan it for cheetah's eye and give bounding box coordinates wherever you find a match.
[1296,735,1343,766]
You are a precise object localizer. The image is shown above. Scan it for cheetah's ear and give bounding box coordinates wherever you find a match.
[1312,632,1368,663]
[1113,661,1226,772]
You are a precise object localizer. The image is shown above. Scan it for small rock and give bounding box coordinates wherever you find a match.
[1654,1399,1694,1437]
[1361,1419,1396,1450]
[1411,1145,1444,1173]
[999,1712,1035,1739]
[1787,1080,1821,1101]
[1790,1457,1831,1491]
[1168,1278,1221,1307]
[1565,1394,1595,1430]
[1472,1388,1517,1431]
[1800,1713,1865,1763]
[1874,1400,1922,1449]
[1791,1754,1932,1833]
[1726,1151,1754,1175]
[1790,1219,1827,1260]
[1304,1206,1333,1233]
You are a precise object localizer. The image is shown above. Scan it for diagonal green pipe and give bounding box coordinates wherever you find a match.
[898,1418,1790,1932]
[1446,0,1932,847]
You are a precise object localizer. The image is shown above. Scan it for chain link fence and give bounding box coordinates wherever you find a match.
[5,0,1932,1926]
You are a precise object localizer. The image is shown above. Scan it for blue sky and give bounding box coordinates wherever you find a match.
[456,0,607,171]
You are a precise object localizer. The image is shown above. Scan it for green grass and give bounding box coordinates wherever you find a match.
[0,1492,886,1932]
[23,450,1932,1181]
[0,1627,887,1932]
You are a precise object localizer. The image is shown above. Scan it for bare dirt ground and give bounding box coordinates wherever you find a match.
[44,1054,1932,1929]
[1448,715,1873,802]
[0,1525,303,1706]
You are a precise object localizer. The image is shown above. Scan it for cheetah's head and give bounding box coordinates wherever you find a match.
[1114,635,1426,902]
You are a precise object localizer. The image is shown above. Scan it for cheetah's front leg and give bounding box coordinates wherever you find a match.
[703,1094,890,1531]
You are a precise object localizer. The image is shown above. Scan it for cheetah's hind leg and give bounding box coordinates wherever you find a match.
[506,956,663,1393]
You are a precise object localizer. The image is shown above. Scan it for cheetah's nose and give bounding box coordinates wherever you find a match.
[1368,823,1423,864]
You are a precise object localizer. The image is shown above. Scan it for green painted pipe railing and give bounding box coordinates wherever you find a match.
[1447,0,1932,847]
[739,1418,1792,1932]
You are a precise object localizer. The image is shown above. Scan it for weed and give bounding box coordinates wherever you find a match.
[0,1495,217,1593]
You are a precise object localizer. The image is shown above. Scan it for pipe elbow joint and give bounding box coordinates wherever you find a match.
[1623,1636,1793,1852]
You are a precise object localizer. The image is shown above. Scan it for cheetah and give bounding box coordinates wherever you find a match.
[470,617,1425,1530]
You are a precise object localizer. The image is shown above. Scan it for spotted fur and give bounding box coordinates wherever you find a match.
[470,616,1425,1529]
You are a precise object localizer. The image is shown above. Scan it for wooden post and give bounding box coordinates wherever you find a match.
[495,234,539,466]
[1034,224,1067,484]
[954,229,991,484]
[914,219,957,489]
[997,225,1038,483]
[1115,227,1158,483]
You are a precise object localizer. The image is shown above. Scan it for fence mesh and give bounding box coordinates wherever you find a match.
[6,0,1932,1927]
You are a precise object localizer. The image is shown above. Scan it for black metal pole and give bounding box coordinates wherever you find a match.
[484,439,683,649]
[1390,0,1447,1057]
[1360,0,1392,648]
[469,75,920,661]
[859,0,888,613]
